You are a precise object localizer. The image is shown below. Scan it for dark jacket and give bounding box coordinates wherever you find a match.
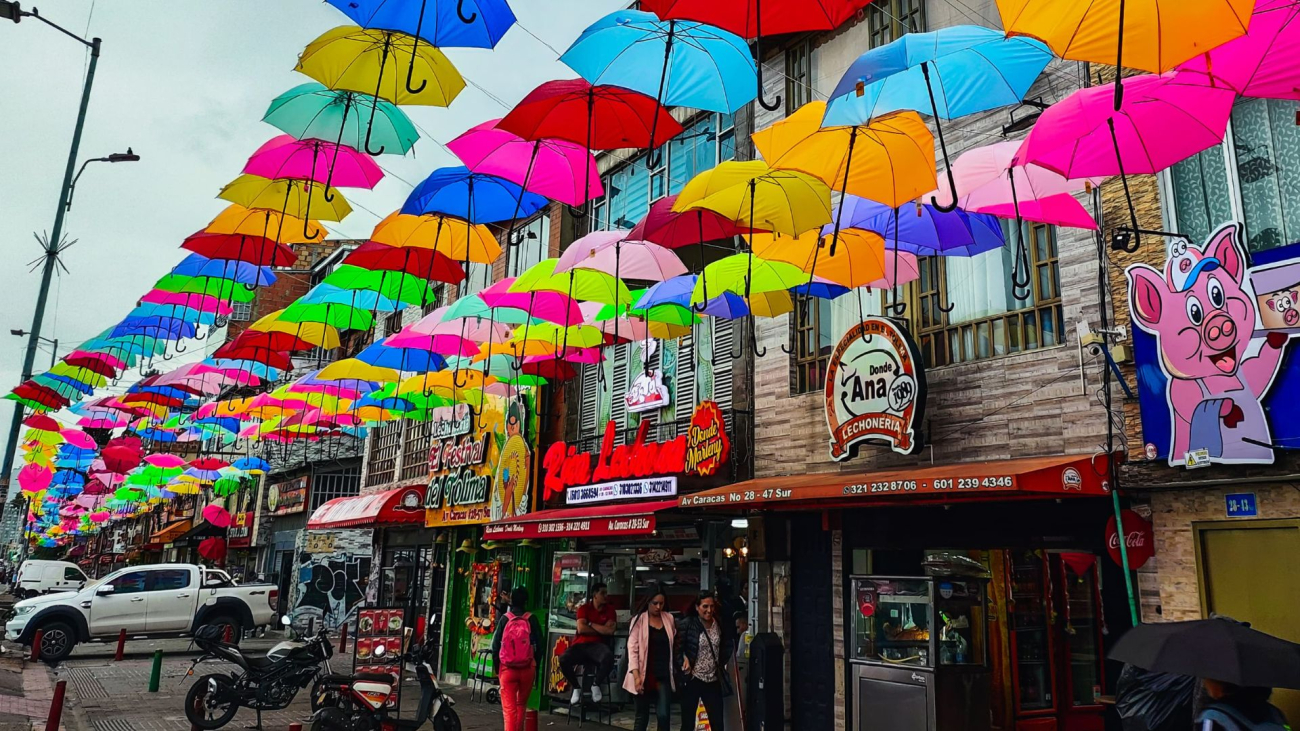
[490,605,545,670]
[1196,697,1289,730]
[673,614,735,681]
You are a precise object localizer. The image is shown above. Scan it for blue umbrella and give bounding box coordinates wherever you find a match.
[232,456,271,473]
[402,166,547,223]
[823,25,1052,211]
[128,303,223,327]
[355,341,447,372]
[110,317,197,342]
[326,0,517,51]
[208,359,283,381]
[561,10,756,164]
[300,283,406,313]
[171,254,277,287]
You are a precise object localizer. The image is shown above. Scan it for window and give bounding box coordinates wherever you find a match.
[311,466,361,509]
[150,569,191,591]
[366,420,403,486]
[384,309,405,337]
[461,262,492,298]
[717,113,736,163]
[422,284,444,315]
[401,419,434,481]
[915,222,1064,367]
[786,41,814,113]
[229,300,253,322]
[791,296,835,394]
[508,215,551,277]
[108,571,149,595]
[867,0,924,47]
[1167,97,1300,252]
[64,567,84,581]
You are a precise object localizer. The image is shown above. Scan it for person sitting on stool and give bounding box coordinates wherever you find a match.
[559,582,617,705]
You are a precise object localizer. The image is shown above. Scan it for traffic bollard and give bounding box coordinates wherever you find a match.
[338,623,348,653]
[114,628,127,661]
[289,723,302,731]
[30,630,43,662]
[46,679,67,731]
[148,649,163,692]
[223,623,234,644]
[525,709,538,731]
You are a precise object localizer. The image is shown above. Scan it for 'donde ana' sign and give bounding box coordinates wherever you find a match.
[825,318,926,460]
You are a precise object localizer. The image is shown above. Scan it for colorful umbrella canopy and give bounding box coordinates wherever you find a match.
[449,119,603,207]
[946,140,1100,230]
[342,241,467,284]
[691,254,810,304]
[296,26,466,107]
[829,198,1007,258]
[675,161,833,237]
[170,254,276,287]
[180,232,298,267]
[750,230,888,288]
[498,78,685,150]
[249,312,342,350]
[629,194,755,248]
[325,0,518,50]
[219,174,353,223]
[1171,0,1300,99]
[264,82,420,154]
[372,212,503,265]
[244,135,383,190]
[509,259,632,306]
[560,237,688,283]
[323,264,439,306]
[401,166,548,223]
[477,278,584,326]
[206,204,328,245]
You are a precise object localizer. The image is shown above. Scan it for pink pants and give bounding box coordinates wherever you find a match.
[499,664,536,731]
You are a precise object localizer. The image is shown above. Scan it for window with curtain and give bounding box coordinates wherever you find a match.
[791,296,835,394]
[868,0,925,47]
[508,214,550,277]
[915,222,1063,367]
[786,41,813,114]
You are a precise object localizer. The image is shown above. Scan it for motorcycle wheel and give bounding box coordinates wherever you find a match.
[185,673,240,730]
[309,677,341,712]
[486,687,500,704]
[434,706,462,731]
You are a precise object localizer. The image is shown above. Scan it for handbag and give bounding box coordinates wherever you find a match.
[698,620,734,698]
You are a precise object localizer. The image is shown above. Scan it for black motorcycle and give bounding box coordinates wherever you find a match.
[311,633,460,731]
[185,618,336,730]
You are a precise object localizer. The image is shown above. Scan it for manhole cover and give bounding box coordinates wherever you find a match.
[65,667,108,700]
[92,719,134,731]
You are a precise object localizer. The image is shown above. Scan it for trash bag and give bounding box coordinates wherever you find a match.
[1115,663,1196,731]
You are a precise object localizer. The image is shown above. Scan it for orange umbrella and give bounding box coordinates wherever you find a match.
[371,212,502,265]
[750,229,887,288]
[206,204,327,245]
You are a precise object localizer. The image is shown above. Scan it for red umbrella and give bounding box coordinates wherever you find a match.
[218,330,315,358]
[11,383,69,411]
[212,343,295,369]
[23,413,62,431]
[181,232,298,267]
[190,458,230,471]
[642,0,876,109]
[61,355,119,378]
[498,78,685,150]
[101,445,142,474]
[630,194,757,248]
[343,242,467,284]
[197,537,227,563]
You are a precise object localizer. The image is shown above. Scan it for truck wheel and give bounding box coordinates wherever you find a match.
[201,615,242,645]
[37,621,76,664]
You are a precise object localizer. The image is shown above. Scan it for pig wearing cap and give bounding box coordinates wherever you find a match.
[1127,224,1290,465]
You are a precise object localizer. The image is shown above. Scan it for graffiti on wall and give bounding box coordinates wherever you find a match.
[1129,223,1299,466]
[291,528,373,630]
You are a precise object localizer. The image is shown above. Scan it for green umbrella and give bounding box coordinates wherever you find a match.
[282,300,375,331]
[509,259,631,305]
[441,295,532,324]
[691,254,810,304]
[125,465,183,487]
[324,264,436,306]
[154,274,258,303]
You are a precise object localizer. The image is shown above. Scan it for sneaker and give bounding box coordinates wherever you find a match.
[570,688,582,705]
[591,685,603,702]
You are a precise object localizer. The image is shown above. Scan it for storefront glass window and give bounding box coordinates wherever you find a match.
[1008,550,1054,712]
[851,577,932,666]
[1061,559,1102,707]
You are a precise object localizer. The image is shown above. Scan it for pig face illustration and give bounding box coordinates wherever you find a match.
[1266,290,1300,326]
[1129,228,1255,380]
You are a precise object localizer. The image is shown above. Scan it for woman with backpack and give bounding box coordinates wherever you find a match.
[1195,678,1290,730]
[492,587,545,731]
[624,586,677,731]
[674,591,735,731]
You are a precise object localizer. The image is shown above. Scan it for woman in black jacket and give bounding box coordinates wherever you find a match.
[673,591,735,731]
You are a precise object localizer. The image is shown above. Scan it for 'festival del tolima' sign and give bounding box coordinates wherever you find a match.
[425,397,536,526]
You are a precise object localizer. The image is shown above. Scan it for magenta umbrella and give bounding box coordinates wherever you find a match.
[18,463,52,494]
[202,504,232,529]
[1173,0,1300,100]
[244,135,383,189]
[479,277,584,326]
[448,119,602,208]
[1016,74,1234,249]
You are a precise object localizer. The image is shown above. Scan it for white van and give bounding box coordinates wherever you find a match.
[12,560,87,599]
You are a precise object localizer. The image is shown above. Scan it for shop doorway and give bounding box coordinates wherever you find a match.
[1196,519,1300,722]
[791,514,836,731]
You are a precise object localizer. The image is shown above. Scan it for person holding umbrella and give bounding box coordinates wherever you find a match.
[1197,678,1289,730]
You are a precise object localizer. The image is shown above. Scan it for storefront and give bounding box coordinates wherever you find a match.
[264,472,311,612]
[681,454,1135,731]
[226,511,256,582]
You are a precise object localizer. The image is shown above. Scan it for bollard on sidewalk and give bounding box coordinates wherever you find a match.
[289,723,302,731]
[526,709,538,731]
[338,622,348,653]
[30,629,43,662]
[114,628,127,661]
[148,649,163,692]
[47,679,67,731]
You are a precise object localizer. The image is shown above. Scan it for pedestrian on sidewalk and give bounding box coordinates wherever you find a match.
[1195,679,1290,730]
[558,582,617,705]
[492,587,544,731]
[624,586,676,731]
[674,591,734,731]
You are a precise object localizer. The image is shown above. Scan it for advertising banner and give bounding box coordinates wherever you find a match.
[425,397,537,526]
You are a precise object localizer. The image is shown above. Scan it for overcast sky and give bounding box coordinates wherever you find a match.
[0,0,625,460]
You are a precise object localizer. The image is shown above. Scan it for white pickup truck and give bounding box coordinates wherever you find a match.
[4,563,279,662]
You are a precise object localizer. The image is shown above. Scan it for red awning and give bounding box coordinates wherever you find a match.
[483,499,678,540]
[307,485,427,529]
[677,454,1116,511]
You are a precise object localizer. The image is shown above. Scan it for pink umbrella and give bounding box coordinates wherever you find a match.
[1173,0,1300,100]
[60,429,97,450]
[1016,74,1234,248]
[78,412,130,429]
[89,511,110,524]
[190,363,265,387]
[555,231,630,271]
[243,135,383,189]
[18,463,52,493]
[144,454,187,468]
[448,119,603,207]
[138,291,234,317]
[480,278,584,326]
[947,140,1100,230]
[568,240,687,282]
[867,251,921,289]
[394,306,513,342]
[202,504,233,528]
[63,350,130,370]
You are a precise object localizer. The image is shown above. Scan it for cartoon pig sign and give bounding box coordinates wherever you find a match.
[1127,224,1291,466]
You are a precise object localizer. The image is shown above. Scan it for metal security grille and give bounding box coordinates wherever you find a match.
[312,466,361,510]
[401,419,433,481]
[366,421,402,486]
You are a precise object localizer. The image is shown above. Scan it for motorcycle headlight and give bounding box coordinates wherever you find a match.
[13,605,36,617]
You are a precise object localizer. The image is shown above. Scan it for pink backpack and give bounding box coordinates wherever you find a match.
[499,611,534,668]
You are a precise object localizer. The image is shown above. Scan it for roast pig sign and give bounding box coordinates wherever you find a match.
[825,317,926,460]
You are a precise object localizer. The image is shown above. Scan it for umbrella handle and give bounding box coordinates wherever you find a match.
[780,340,793,355]
[937,300,956,313]
[160,350,175,362]
[174,339,188,354]
[920,62,959,213]
[404,47,428,95]
[457,0,477,23]
[364,109,388,156]
[885,301,908,316]
[929,164,960,214]
[303,216,322,241]
[566,202,590,219]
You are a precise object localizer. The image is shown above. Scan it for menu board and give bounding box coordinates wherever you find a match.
[352,607,406,708]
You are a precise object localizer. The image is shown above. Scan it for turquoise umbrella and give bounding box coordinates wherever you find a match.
[264,83,419,155]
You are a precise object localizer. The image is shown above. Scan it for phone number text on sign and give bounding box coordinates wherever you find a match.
[842,475,1015,495]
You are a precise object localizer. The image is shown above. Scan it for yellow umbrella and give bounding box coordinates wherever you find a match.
[397,370,488,394]
[296,26,465,107]
[674,161,832,237]
[752,102,935,210]
[372,212,502,264]
[316,358,400,383]
[476,340,558,360]
[997,0,1254,74]
[249,312,341,350]
[219,175,352,222]
[509,323,604,349]
[206,204,327,244]
[750,229,887,288]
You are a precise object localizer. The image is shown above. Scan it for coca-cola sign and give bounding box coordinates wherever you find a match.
[1105,509,1155,569]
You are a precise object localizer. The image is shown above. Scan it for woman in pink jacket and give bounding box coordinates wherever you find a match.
[623,587,676,731]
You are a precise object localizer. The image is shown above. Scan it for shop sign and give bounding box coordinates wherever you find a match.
[1105,509,1155,569]
[543,401,729,501]
[825,317,926,460]
[567,476,678,505]
[228,512,255,548]
[267,476,309,516]
[305,532,336,553]
[425,397,534,527]
[625,370,670,413]
[1225,492,1258,518]
[484,512,658,540]
[430,403,473,440]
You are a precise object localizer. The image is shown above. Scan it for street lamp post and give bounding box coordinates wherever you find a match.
[0,2,136,544]
[11,330,59,369]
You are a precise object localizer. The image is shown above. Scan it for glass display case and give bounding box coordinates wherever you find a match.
[1057,554,1105,711]
[1008,550,1056,716]
[548,552,590,633]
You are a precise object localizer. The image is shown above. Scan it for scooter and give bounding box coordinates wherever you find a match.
[311,631,460,731]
